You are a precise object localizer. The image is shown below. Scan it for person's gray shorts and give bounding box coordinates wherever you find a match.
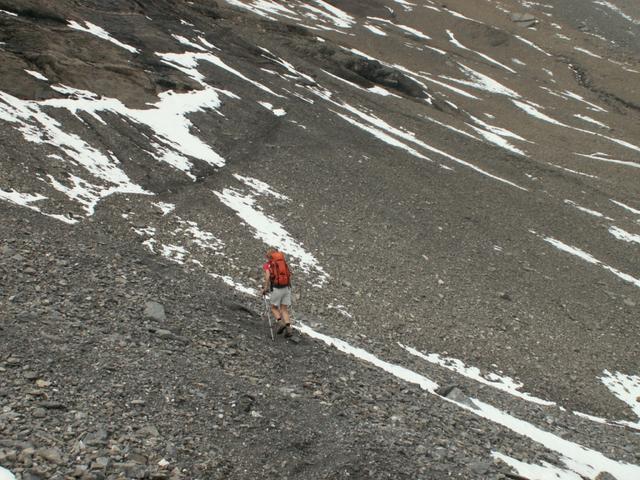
[270,287,292,307]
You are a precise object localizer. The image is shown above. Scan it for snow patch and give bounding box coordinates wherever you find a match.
[514,35,552,56]
[154,202,175,215]
[543,236,640,288]
[443,64,521,98]
[0,467,16,480]
[25,70,48,81]
[258,101,286,116]
[159,51,282,97]
[575,152,640,169]
[364,24,387,36]
[214,188,328,284]
[573,114,608,129]
[328,304,353,318]
[172,34,207,51]
[610,200,640,216]
[209,273,257,296]
[402,345,555,405]
[609,226,640,245]
[564,200,612,220]
[574,46,602,58]
[68,20,139,53]
[601,370,640,428]
[447,31,516,73]
[233,174,290,200]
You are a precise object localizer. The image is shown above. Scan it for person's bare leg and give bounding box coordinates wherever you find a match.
[271,304,281,321]
[280,305,290,324]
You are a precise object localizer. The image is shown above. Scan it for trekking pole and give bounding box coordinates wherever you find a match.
[263,295,275,341]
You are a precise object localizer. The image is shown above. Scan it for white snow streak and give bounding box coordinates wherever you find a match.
[514,35,552,56]
[575,152,640,169]
[364,24,387,36]
[308,0,355,28]
[68,20,139,53]
[593,1,640,25]
[172,34,207,51]
[402,345,555,405]
[574,47,602,58]
[443,64,521,98]
[340,100,527,189]
[609,226,640,245]
[214,188,328,284]
[543,236,640,288]
[209,273,257,296]
[564,200,611,219]
[154,202,175,215]
[224,0,294,21]
[548,163,599,179]
[574,114,608,128]
[159,51,282,97]
[25,70,48,81]
[367,17,431,40]
[233,174,290,200]
[447,31,516,73]
[160,244,188,263]
[610,200,640,216]
[258,101,286,116]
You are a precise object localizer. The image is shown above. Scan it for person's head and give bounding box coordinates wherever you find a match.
[266,247,277,259]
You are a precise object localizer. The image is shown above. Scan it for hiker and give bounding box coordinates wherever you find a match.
[262,247,293,337]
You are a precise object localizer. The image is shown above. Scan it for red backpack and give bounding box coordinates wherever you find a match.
[268,251,291,287]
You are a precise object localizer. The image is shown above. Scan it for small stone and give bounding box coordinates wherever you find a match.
[469,461,491,475]
[136,425,160,438]
[155,329,174,340]
[38,401,66,410]
[5,357,20,367]
[32,408,47,418]
[84,429,108,446]
[91,457,110,470]
[415,445,428,455]
[35,379,51,388]
[144,301,166,322]
[37,447,63,464]
[623,298,636,307]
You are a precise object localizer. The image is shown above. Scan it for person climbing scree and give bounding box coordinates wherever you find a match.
[262,247,293,338]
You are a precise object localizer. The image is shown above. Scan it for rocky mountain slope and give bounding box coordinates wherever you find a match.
[1,0,639,479]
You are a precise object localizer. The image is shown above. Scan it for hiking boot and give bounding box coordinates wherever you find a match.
[284,324,293,338]
[276,321,287,335]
